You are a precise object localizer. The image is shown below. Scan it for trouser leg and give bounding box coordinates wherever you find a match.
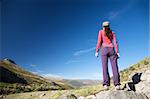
[110,53,120,86]
[101,54,110,86]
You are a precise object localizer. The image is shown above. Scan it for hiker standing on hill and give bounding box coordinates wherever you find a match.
[95,21,121,90]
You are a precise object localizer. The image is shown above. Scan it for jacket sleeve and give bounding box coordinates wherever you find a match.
[96,30,102,52]
[113,32,119,53]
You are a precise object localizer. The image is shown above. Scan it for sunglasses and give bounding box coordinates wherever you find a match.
[103,26,109,27]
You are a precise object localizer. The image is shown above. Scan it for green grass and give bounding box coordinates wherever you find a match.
[0,60,73,95]
[0,82,14,87]
[1,61,63,85]
[119,57,150,82]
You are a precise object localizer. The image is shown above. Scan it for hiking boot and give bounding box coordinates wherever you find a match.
[103,85,109,90]
[115,85,121,90]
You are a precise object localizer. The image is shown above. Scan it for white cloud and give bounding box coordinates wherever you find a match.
[42,73,61,77]
[30,68,45,75]
[36,69,44,73]
[73,47,95,56]
[65,47,95,65]
[31,71,39,74]
[108,0,136,20]
[108,11,119,20]
[30,64,37,67]
[30,69,63,79]
[42,73,63,80]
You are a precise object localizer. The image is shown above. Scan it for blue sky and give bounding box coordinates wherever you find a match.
[1,0,149,80]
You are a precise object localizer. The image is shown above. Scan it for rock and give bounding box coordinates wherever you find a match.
[85,95,96,99]
[39,93,46,98]
[67,94,77,99]
[140,71,150,82]
[145,70,150,74]
[95,90,148,99]
[122,71,150,98]
[3,58,17,65]
[133,70,150,98]
[59,93,77,99]
[135,81,150,93]
[122,82,135,91]
[135,81,150,98]
[43,93,46,96]
[78,96,85,99]
[132,73,142,84]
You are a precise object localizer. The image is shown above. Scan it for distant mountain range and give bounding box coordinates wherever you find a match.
[44,76,100,88]
[62,79,100,88]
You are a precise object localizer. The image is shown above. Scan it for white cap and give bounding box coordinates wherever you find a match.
[102,21,110,27]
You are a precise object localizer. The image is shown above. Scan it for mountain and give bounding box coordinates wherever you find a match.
[62,79,100,88]
[43,74,100,88]
[0,59,72,95]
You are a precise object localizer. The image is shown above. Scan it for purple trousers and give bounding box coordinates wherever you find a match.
[100,47,120,86]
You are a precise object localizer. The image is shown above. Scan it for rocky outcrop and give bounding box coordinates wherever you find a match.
[123,70,150,98]
[59,94,77,99]
[135,70,150,98]
[95,90,148,99]
[67,90,148,99]
[3,58,17,65]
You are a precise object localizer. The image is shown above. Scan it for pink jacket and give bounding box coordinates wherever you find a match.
[96,30,119,53]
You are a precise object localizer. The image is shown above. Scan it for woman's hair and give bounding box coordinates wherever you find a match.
[104,27,112,39]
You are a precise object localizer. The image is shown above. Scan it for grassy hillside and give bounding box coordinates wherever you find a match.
[119,57,150,83]
[0,60,72,95]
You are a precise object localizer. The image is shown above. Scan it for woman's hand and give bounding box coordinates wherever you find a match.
[117,53,120,58]
[95,52,99,58]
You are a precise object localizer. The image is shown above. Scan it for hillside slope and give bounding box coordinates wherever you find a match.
[0,59,72,95]
[119,57,150,82]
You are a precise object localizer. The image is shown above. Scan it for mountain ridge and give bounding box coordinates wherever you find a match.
[0,59,73,95]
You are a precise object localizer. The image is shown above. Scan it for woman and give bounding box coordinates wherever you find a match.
[95,21,121,90]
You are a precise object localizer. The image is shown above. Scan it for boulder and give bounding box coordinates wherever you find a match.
[59,93,77,99]
[135,70,150,98]
[96,90,148,99]
[123,70,150,98]
[140,70,150,82]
